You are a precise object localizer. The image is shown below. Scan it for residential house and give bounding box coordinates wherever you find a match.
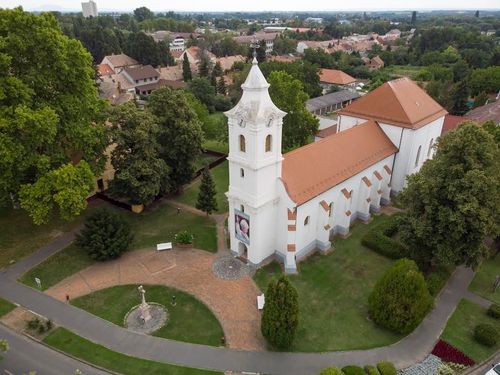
[217,55,246,72]
[319,69,357,92]
[465,100,500,124]
[362,55,385,70]
[101,54,139,74]
[233,32,279,54]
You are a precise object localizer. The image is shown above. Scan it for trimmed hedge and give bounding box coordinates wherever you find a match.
[364,365,381,375]
[320,367,344,375]
[377,361,397,375]
[474,323,497,347]
[341,366,365,375]
[361,216,407,259]
[487,303,500,319]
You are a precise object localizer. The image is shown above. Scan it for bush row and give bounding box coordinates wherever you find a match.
[320,361,396,375]
[361,217,407,259]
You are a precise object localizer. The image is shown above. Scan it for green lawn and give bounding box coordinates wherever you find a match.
[203,140,228,154]
[194,153,220,171]
[469,255,500,304]
[128,202,217,252]
[0,297,16,317]
[0,204,98,269]
[19,244,93,291]
[71,285,224,346]
[381,65,425,80]
[174,161,229,214]
[254,214,403,352]
[44,328,222,375]
[441,299,500,363]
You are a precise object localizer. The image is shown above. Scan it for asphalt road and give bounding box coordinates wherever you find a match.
[0,325,109,375]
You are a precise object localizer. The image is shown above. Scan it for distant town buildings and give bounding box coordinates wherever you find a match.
[81,0,98,18]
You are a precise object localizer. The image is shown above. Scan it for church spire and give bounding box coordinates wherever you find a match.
[241,56,269,91]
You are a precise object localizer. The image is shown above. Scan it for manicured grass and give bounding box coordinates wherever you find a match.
[254,214,403,352]
[174,161,229,214]
[19,244,93,291]
[0,203,98,269]
[441,299,500,363]
[469,255,500,304]
[0,297,16,317]
[203,140,228,154]
[43,328,222,375]
[381,65,425,80]
[71,285,224,346]
[128,202,217,252]
[194,153,220,171]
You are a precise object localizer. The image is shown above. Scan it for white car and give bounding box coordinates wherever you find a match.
[486,363,500,375]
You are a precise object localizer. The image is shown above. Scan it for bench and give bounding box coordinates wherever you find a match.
[156,242,172,251]
[257,294,265,310]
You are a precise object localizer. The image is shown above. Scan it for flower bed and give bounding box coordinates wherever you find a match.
[431,339,475,366]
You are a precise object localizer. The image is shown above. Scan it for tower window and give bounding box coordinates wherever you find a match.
[304,216,310,226]
[265,134,272,152]
[240,168,244,178]
[240,204,244,212]
[239,135,246,153]
[427,138,434,158]
[415,145,422,167]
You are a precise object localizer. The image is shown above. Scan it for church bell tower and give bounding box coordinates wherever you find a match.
[224,57,286,266]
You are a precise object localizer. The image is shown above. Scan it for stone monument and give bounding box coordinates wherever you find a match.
[138,285,151,322]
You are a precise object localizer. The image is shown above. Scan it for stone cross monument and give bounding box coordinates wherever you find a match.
[137,285,151,323]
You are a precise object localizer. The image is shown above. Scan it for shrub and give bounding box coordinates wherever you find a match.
[320,367,344,375]
[364,365,381,375]
[369,259,433,334]
[376,362,397,375]
[75,208,133,261]
[341,366,365,375]
[487,303,500,319]
[261,275,299,349]
[426,267,452,296]
[26,317,41,330]
[175,230,194,245]
[474,323,497,347]
[431,339,475,366]
[361,217,407,259]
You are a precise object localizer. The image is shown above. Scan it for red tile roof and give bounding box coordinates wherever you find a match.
[319,69,356,85]
[282,120,398,205]
[97,63,114,76]
[339,78,448,129]
[441,114,467,135]
[465,100,500,124]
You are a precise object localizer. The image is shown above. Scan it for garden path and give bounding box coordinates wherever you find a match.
[45,247,266,351]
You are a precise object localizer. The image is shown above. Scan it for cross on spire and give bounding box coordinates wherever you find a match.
[250,37,260,60]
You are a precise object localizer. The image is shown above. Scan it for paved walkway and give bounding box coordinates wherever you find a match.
[0,261,482,375]
[45,247,265,351]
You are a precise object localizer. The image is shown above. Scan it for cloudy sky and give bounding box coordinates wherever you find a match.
[3,0,499,12]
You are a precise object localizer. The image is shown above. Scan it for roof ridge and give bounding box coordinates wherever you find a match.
[387,79,413,124]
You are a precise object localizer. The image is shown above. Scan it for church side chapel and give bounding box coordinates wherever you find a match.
[225,57,447,273]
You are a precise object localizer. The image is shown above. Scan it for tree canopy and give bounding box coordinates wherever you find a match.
[268,71,319,151]
[0,8,108,224]
[108,103,169,205]
[399,122,500,269]
[148,88,204,192]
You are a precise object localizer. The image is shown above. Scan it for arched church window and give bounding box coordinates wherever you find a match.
[329,202,334,217]
[427,138,434,158]
[265,134,272,152]
[415,146,422,167]
[304,216,310,226]
[239,135,246,152]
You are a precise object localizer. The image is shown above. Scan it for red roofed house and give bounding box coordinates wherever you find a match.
[319,68,357,92]
[224,58,447,272]
[101,53,139,74]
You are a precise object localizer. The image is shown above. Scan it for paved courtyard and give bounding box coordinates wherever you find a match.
[46,247,266,351]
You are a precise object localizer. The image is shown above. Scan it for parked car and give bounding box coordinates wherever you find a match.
[486,364,500,375]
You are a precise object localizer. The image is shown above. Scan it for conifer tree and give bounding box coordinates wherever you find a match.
[182,54,192,82]
[196,166,218,215]
[261,275,299,349]
[217,77,227,95]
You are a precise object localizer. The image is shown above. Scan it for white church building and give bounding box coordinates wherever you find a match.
[225,58,448,273]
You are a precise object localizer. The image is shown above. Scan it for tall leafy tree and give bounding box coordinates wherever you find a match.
[108,103,169,205]
[133,7,154,22]
[182,54,192,82]
[0,8,108,224]
[124,32,160,66]
[261,275,299,349]
[216,77,227,95]
[399,122,500,269]
[196,167,218,215]
[188,77,217,112]
[449,80,470,115]
[148,88,204,192]
[268,71,319,151]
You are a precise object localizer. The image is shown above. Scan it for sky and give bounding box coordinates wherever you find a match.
[3,0,500,12]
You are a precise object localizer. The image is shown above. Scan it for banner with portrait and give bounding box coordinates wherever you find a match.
[234,209,250,245]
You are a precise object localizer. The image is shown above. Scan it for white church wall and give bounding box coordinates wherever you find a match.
[337,115,365,132]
